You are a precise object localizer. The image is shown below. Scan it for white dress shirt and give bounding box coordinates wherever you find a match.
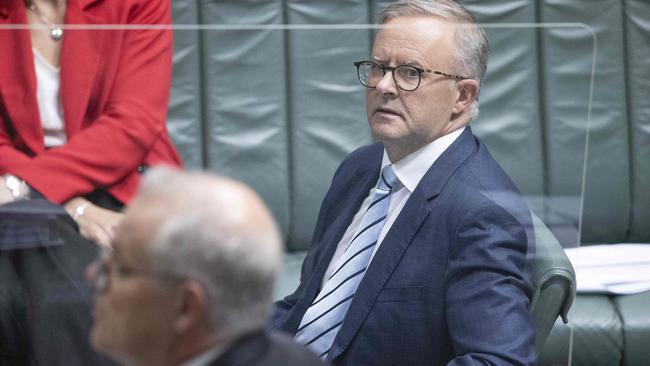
[322,127,465,286]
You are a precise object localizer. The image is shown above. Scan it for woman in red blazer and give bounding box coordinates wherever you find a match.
[0,0,182,246]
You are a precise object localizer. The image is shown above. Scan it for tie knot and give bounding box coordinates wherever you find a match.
[377,165,400,192]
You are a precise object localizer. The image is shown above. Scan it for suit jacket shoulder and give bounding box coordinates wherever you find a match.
[212,331,325,366]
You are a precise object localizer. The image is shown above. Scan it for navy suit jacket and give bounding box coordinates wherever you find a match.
[209,331,325,366]
[272,128,536,366]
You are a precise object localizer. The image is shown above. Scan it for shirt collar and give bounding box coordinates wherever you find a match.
[381,127,465,193]
[180,342,229,366]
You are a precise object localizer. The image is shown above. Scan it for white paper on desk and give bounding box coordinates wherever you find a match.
[564,244,650,295]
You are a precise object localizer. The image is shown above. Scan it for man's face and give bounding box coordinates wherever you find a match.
[88,207,178,364]
[366,16,461,160]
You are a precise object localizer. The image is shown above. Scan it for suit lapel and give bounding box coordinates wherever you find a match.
[284,148,383,333]
[329,128,478,361]
[59,0,103,137]
[328,190,432,360]
[0,1,44,154]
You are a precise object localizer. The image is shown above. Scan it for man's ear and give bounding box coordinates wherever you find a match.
[452,79,480,116]
[172,280,210,334]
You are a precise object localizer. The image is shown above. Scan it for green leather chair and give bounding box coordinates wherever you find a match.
[529,212,576,354]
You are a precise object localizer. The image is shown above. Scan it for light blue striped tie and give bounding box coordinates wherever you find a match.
[295,165,401,360]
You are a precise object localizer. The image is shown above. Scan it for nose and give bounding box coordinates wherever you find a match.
[374,69,398,96]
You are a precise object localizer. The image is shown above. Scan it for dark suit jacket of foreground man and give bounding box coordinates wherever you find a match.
[209,332,325,366]
[272,127,536,365]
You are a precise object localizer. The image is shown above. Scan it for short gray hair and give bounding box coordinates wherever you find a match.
[378,0,489,119]
[141,168,283,340]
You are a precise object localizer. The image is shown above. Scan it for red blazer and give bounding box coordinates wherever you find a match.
[0,0,182,204]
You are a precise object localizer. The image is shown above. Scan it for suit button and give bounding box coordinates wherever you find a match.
[136,165,148,174]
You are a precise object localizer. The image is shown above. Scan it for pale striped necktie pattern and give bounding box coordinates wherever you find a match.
[295,165,401,360]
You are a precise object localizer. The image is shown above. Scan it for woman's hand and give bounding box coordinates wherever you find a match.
[64,197,124,248]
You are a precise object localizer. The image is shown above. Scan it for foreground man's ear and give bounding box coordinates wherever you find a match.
[173,280,210,334]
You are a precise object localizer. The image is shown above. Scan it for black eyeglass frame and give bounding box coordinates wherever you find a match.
[91,247,184,293]
[353,60,469,92]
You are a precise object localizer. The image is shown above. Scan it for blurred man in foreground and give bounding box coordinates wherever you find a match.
[87,168,324,366]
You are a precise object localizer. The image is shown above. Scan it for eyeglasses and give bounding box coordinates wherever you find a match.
[353,60,468,92]
[91,247,183,293]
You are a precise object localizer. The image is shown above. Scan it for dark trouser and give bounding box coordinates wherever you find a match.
[0,199,117,366]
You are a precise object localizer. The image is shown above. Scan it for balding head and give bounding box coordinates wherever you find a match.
[137,168,283,337]
[90,168,283,366]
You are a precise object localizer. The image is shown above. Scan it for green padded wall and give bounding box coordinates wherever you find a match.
[168,0,649,250]
[169,1,203,168]
[286,0,372,250]
[200,0,291,237]
[461,0,546,209]
[542,0,631,245]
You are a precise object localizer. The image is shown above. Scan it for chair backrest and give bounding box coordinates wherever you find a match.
[529,211,576,354]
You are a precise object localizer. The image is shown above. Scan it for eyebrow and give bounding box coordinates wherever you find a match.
[370,56,425,68]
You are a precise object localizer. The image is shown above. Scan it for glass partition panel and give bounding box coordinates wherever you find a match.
[0,7,615,365]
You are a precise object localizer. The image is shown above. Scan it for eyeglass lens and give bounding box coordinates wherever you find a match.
[357,62,421,91]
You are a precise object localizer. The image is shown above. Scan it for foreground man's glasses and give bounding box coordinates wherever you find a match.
[91,247,183,292]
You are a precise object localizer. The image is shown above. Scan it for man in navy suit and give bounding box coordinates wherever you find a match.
[86,168,324,366]
[272,1,536,365]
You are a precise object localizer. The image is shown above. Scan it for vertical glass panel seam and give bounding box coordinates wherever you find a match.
[197,0,209,169]
[282,0,295,248]
[368,0,375,53]
[621,0,635,241]
[536,0,549,199]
